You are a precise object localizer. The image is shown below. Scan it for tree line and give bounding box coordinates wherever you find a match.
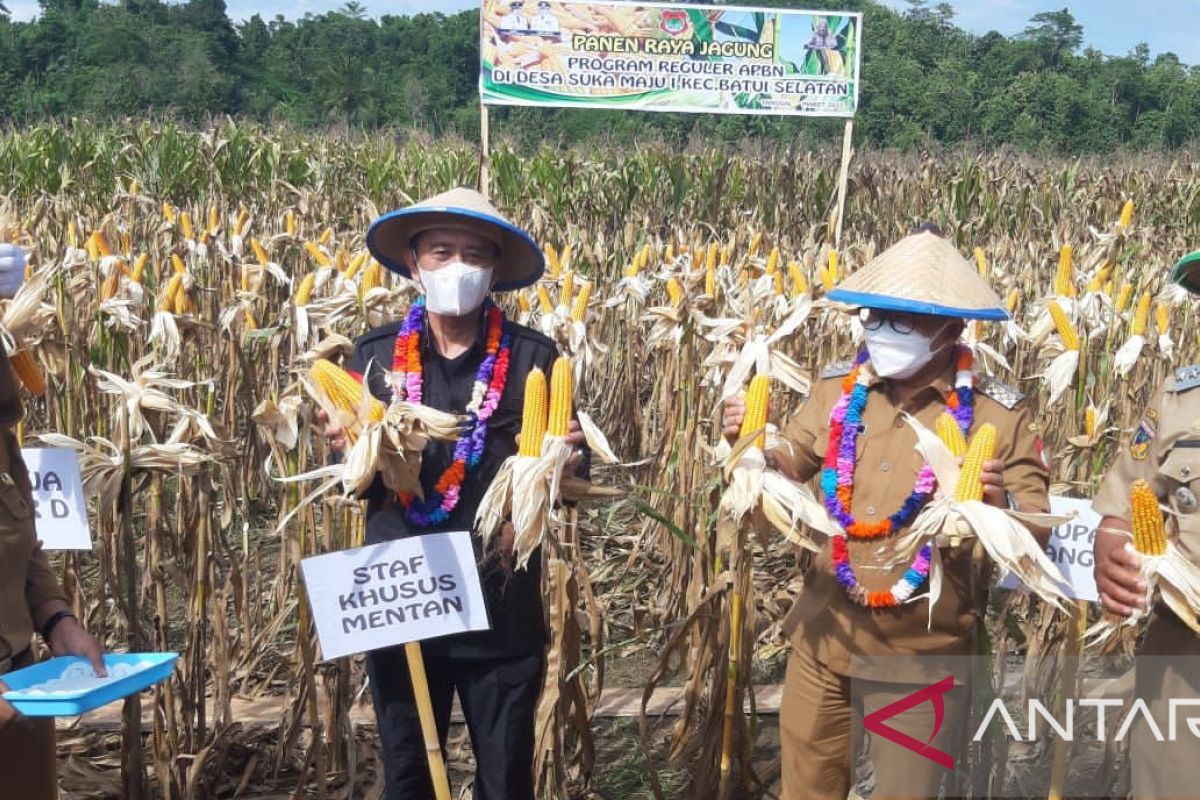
[1,0,1196,153]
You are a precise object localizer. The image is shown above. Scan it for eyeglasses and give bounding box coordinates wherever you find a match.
[859,309,916,334]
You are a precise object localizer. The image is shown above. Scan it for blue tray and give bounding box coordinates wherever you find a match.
[2,652,178,717]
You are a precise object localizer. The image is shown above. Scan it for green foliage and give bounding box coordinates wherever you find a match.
[0,0,1196,153]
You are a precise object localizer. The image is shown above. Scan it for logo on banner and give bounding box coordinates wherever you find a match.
[862,675,956,769]
[660,10,689,37]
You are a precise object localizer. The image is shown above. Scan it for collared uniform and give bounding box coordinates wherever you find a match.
[773,359,1050,800]
[0,342,67,799]
[1093,366,1200,798]
[349,312,580,800]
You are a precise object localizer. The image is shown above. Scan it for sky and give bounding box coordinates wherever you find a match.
[5,1,1198,65]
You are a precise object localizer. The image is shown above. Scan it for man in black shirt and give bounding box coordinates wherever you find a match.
[325,188,585,800]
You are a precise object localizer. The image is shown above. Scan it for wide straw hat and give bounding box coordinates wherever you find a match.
[1170,250,1200,295]
[366,187,544,292]
[827,231,1008,320]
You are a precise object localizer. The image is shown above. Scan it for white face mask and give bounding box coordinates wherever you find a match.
[418,262,493,317]
[863,322,951,379]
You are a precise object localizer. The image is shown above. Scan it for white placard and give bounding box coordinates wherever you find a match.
[20,448,91,550]
[300,531,490,660]
[998,496,1098,602]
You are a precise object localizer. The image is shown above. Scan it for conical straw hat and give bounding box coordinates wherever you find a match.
[367,187,544,292]
[1171,250,1200,295]
[827,232,1007,320]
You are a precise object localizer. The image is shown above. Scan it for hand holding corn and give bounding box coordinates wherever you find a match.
[317,407,348,453]
[977,458,1006,508]
[721,396,746,444]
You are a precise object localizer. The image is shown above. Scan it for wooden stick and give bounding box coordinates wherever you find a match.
[834,118,854,250]
[404,641,452,800]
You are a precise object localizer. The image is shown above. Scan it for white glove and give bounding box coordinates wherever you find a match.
[0,243,26,299]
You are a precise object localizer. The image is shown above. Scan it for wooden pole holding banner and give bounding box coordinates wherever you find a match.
[1046,600,1088,800]
[405,641,453,800]
[480,103,492,198]
[833,118,854,250]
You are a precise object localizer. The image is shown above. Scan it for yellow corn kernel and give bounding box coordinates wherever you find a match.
[131,254,149,284]
[304,241,331,268]
[740,374,770,450]
[788,263,807,299]
[518,367,548,457]
[706,242,720,274]
[974,247,988,278]
[819,264,834,292]
[536,284,554,313]
[295,271,317,306]
[207,204,220,235]
[94,230,112,258]
[548,357,573,438]
[935,412,968,458]
[244,308,257,332]
[766,246,780,276]
[571,282,592,322]
[343,251,367,281]
[318,227,333,246]
[545,244,561,278]
[180,212,194,241]
[721,243,733,266]
[1119,199,1135,229]
[1084,405,1097,439]
[239,265,251,293]
[161,203,176,225]
[171,253,187,275]
[1155,303,1169,336]
[309,359,385,436]
[158,273,183,312]
[1055,245,1075,297]
[252,239,270,266]
[1088,263,1112,293]
[119,231,131,255]
[773,270,785,295]
[359,262,381,300]
[234,207,249,237]
[67,222,78,250]
[174,286,191,316]
[1006,288,1020,314]
[954,423,997,503]
[517,292,531,313]
[748,232,763,259]
[559,245,572,273]
[100,260,123,301]
[1131,291,1151,336]
[827,250,839,284]
[1104,279,1115,296]
[335,249,348,274]
[84,232,98,262]
[666,277,683,307]
[1048,301,1079,351]
[1116,282,1133,312]
[285,210,296,236]
[560,270,575,307]
[664,243,675,264]
[1130,479,1166,556]
[9,349,45,396]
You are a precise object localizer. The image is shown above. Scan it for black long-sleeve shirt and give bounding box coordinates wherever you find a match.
[349,310,573,660]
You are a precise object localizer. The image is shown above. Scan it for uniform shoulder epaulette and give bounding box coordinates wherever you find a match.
[977,374,1025,410]
[821,360,855,379]
[1172,364,1200,393]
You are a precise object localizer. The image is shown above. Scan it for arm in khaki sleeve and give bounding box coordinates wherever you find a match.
[768,380,829,483]
[27,544,69,629]
[999,403,1052,544]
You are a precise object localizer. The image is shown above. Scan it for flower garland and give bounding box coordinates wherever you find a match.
[390,297,512,527]
[824,346,975,607]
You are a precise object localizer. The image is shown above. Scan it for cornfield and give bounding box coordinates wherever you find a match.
[2,118,1199,799]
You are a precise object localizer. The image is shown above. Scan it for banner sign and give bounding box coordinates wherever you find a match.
[300,531,490,660]
[998,496,1099,603]
[20,448,91,550]
[480,1,862,117]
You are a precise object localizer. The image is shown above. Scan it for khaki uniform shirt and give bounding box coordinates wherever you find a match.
[1093,366,1200,653]
[0,342,66,663]
[776,359,1050,680]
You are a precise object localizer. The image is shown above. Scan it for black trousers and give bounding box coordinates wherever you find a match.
[366,644,544,800]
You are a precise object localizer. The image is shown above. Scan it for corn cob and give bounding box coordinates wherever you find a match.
[234,207,249,236]
[559,245,572,273]
[773,270,785,295]
[788,262,807,298]
[974,247,988,278]
[560,270,575,307]
[171,253,186,275]
[1006,288,1020,314]
[285,210,296,236]
[239,265,251,293]
[664,243,675,264]
[748,232,763,258]
[67,222,77,250]
[344,251,367,281]
[174,286,191,316]
[100,260,123,301]
[318,227,333,246]
[9,349,46,396]
[548,357,573,437]
[666,277,683,307]
[158,273,183,312]
[359,261,382,300]
[180,212,194,241]
[251,239,270,266]
[517,292,531,313]
[95,230,112,258]
[1131,291,1151,335]
[1119,199,1135,229]
[1088,263,1112,293]
[1104,280,1115,297]
[705,259,717,298]
[955,423,997,503]
[571,282,592,322]
[819,264,834,292]
[1116,283,1134,312]
[295,271,318,306]
[536,284,554,313]
[207,204,220,235]
[518,367,548,457]
[120,231,131,255]
[1130,479,1166,556]
[827,250,839,284]
[1048,301,1079,351]
[741,374,770,450]
[721,243,733,266]
[309,359,386,435]
[706,242,720,274]
[1055,245,1074,297]
[1155,303,1169,336]
[131,254,149,284]
[1085,406,1097,439]
[545,244,561,278]
[305,242,331,268]
[161,203,176,225]
[766,246,780,275]
[244,308,257,332]
[935,413,968,458]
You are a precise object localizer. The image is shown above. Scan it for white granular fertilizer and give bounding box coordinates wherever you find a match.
[15,659,156,696]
